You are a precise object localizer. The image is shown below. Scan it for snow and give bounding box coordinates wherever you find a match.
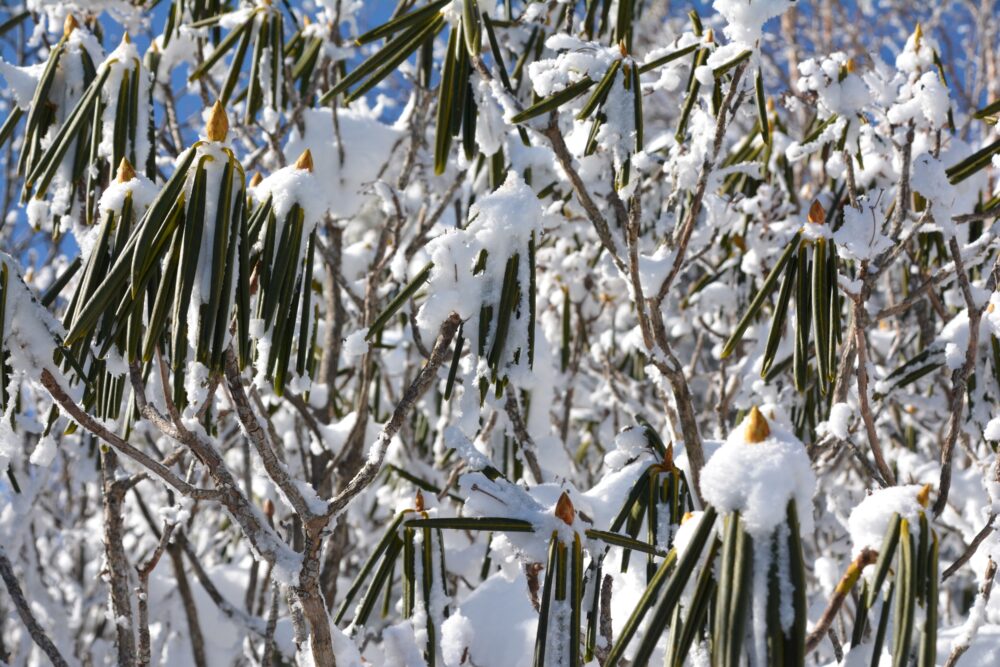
[282,107,404,219]
[96,174,157,217]
[419,171,545,329]
[526,35,619,97]
[0,253,73,391]
[833,193,892,262]
[700,408,816,538]
[796,53,871,119]
[439,572,537,667]
[28,434,57,467]
[342,329,369,360]
[252,160,325,234]
[0,60,45,109]
[604,426,651,470]
[823,403,853,440]
[846,484,929,558]
[713,0,793,46]
[2,3,999,666]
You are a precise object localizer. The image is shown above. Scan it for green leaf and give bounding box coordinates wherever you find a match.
[366,262,434,341]
[403,517,533,532]
[638,42,699,74]
[511,78,596,124]
[189,16,255,81]
[721,232,802,358]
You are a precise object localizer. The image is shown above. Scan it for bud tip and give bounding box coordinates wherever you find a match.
[294,149,314,172]
[808,199,826,224]
[64,13,79,37]
[745,406,770,444]
[206,100,229,142]
[554,492,575,526]
[116,157,136,183]
[916,483,932,508]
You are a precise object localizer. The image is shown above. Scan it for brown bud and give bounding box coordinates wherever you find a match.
[414,490,425,512]
[294,148,314,172]
[916,483,932,508]
[704,29,714,44]
[249,172,263,188]
[123,31,131,44]
[263,498,275,519]
[663,442,674,470]
[116,157,136,183]
[554,492,575,526]
[846,58,857,73]
[744,406,770,444]
[681,511,695,524]
[64,13,79,37]
[807,199,826,224]
[206,100,229,142]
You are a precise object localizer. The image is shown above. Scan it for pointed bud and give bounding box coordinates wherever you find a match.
[663,442,674,470]
[916,483,932,508]
[414,490,425,512]
[808,199,826,224]
[263,498,275,519]
[116,157,136,183]
[64,13,79,37]
[554,492,575,526]
[302,15,312,26]
[913,23,923,49]
[294,149,314,172]
[206,100,229,142]
[249,172,263,188]
[123,31,131,44]
[704,28,714,44]
[745,406,770,444]
[681,511,695,524]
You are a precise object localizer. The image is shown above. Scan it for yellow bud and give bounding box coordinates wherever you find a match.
[846,58,856,73]
[206,100,229,142]
[913,23,923,49]
[116,157,136,183]
[745,406,770,444]
[415,490,425,512]
[294,148,314,172]
[64,13,79,37]
[681,511,695,524]
[704,28,714,44]
[988,302,996,314]
[916,483,932,508]
[249,172,263,188]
